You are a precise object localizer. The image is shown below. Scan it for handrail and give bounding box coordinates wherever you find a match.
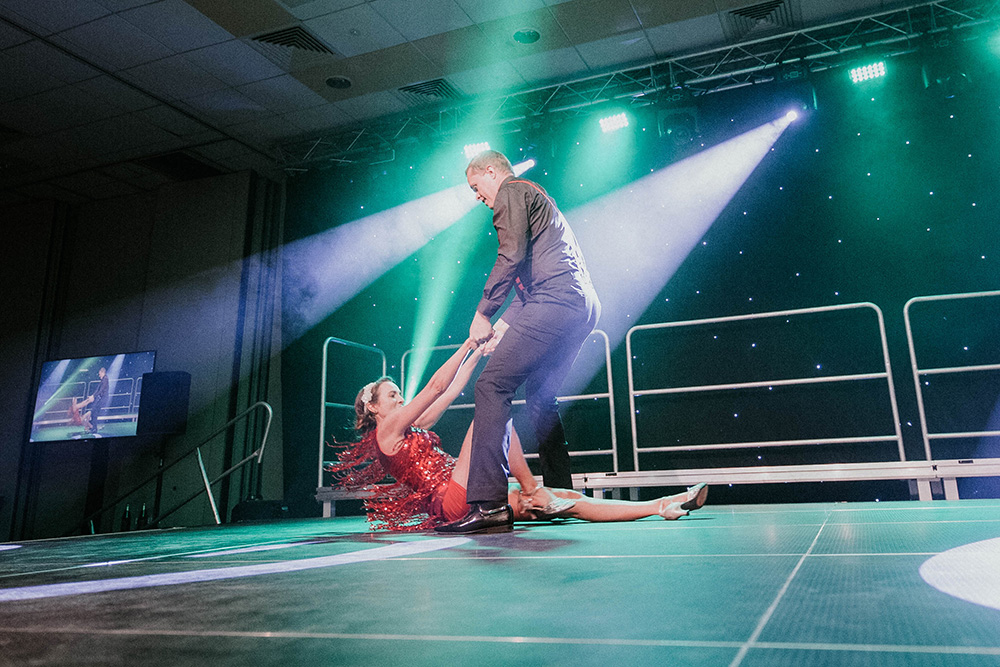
[903,289,1000,460]
[626,302,905,470]
[71,401,273,535]
[319,337,386,488]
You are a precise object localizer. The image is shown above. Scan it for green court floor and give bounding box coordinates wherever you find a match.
[2,501,999,665]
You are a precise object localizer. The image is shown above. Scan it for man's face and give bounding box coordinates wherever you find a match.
[98,368,105,379]
[467,166,503,210]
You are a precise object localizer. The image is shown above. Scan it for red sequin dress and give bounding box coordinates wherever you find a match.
[327,427,456,531]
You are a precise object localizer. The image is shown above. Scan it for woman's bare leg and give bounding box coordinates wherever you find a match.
[506,424,541,494]
[522,488,697,522]
[452,421,538,493]
[451,423,474,489]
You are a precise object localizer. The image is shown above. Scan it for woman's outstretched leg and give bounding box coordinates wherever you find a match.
[523,485,707,522]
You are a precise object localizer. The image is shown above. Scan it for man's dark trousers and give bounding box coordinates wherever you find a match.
[466,289,600,503]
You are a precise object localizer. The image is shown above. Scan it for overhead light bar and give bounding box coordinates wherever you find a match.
[599,112,629,133]
[850,61,886,84]
[463,142,490,159]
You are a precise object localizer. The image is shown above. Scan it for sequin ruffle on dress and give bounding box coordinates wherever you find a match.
[326,427,456,531]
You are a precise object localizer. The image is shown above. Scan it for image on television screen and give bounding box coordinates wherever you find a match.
[30,351,156,442]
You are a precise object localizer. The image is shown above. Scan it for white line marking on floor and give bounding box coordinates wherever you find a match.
[1,628,998,655]
[919,536,1000,612]
[0,538,469,602]
[729,515,829,667]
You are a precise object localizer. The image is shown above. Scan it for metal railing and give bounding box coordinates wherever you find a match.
[904,289,1000,461]
[318,337,386,488]
[73,401,273,534]
[399,330,619,470]
[626,303,905,470]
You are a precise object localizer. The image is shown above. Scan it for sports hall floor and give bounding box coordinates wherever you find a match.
[2,500,999,666]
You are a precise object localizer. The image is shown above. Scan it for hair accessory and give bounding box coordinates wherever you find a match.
[360,382,376,407]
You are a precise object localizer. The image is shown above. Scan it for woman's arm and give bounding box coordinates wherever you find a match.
[379,339,478,445]
[412,345,484,431]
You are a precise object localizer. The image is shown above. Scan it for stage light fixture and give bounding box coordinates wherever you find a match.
[850,61,886,84]
[599,112,629,133]
[463,142,490,159]
[785,110,799,122]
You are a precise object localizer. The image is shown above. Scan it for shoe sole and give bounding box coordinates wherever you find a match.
[680,483,708,511]
[435,523,512,535]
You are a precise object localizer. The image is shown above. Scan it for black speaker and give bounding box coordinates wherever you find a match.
[136,371,191,435]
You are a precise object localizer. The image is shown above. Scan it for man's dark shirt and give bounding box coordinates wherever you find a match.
[477,175,592,322]
[93,375,109,406]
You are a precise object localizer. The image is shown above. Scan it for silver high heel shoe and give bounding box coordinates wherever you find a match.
[524,486,576,519]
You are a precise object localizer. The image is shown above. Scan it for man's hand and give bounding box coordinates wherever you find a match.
[482,318,509,356]
[469,311,494,345]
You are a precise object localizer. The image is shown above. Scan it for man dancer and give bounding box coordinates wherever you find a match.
[85,367,109,434]
[437,151,600,534]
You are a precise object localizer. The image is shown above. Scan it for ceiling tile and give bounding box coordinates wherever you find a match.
[508,45,589,85]
[74,74,160,112]
[479,6,571,60]
[549,0,641,44]
[59,14,175,70]
[52,115,177,156]
[92,0,162,11]
[800,0,881,24]
[0,18,32,48]
[138,104,215,136]
[184,40,286,86]
[305,3,407,58]
[185,0,295,38]
[120,0,233,52]
[5,40,102,84]
[121,54,229,100]
[411,24,491,72]
[0,85,120,135]
[282,103,354,133]
[446,60,525,96]
[453,0,546,24]
[226,116,304,144]
[0,135,90,168]
[192,139,256,160]
[332,90,408,120]
[630,0,719,28]
[575,30,655,71]
[0,51,65,102]
[179,89,271,126]
[281,0,361,21]
[237,74,329,112]
[645,14,727,57]
[295,40,440,102]
[369,0,474,41]
[0,0,110,34]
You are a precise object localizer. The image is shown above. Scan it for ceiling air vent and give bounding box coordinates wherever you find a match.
[252,26,337,55]
[398,78,464,103]
[136,152,225,182]
[726,0,794,40]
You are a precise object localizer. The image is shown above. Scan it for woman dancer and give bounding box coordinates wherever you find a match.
[328,339,707,532]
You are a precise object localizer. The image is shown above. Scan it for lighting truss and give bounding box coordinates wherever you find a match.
[276,0,997,171]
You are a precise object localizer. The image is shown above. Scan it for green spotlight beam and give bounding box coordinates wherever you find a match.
[403,159,537,401]
[33,358,100,421]
[404,215,485,401]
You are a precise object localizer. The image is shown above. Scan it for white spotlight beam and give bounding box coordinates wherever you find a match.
[564,115,795,393]
[282,184,479,339]
[283,159,535,341]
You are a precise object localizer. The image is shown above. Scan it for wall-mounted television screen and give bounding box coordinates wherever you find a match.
[30,351,156,442]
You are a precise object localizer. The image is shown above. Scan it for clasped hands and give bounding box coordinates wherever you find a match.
[469,312,509,356]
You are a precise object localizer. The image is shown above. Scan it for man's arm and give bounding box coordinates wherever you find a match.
[476,183,529,319]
